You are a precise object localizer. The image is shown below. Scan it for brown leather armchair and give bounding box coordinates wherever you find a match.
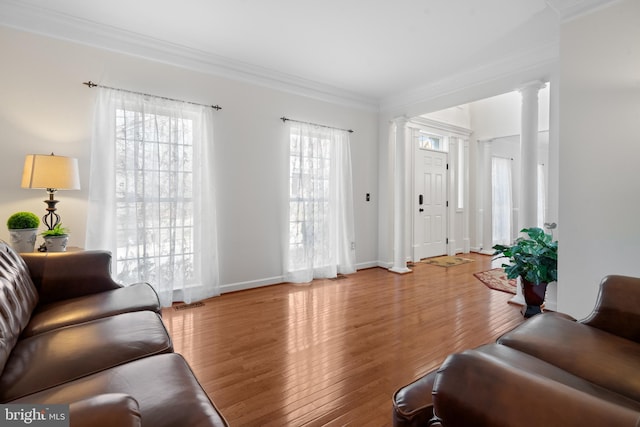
[392,275,640,427]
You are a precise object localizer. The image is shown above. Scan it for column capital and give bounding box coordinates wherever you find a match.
[518,80,547,94]
[392,115,409,126]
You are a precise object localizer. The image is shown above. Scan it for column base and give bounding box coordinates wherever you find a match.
[389,266,413,275]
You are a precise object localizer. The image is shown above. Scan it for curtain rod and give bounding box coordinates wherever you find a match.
[280,116,353,133]
[83,81,222,110]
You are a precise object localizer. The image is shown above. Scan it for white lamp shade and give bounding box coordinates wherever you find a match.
[21,154,80,190]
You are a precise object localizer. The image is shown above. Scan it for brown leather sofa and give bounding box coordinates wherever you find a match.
[0,241,228,427]
[392,275,640,427]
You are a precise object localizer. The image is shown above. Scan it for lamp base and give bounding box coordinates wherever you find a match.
[43,188,61,230]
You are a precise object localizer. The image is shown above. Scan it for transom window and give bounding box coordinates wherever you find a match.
[417,133,443,151]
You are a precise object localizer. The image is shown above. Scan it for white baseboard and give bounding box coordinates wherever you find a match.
[376,260,393,269]
[356,261,381,270]
[219,260,383,294]
[220,275,285,294]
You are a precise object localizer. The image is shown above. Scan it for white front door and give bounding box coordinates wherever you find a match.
[413,148,448,260]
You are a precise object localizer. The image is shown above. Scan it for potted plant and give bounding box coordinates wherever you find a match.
[492,227,558,318]
[41,223,70,252]
[6,212,40,253]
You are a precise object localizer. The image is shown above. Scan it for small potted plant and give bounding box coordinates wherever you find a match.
[492,227,558,318]
[6,212,40,253]
[41,223,70,252]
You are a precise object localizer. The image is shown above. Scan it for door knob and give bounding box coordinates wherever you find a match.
[419,208,424,212]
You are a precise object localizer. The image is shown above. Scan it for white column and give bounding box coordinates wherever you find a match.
[461,138,470,253]
[480,141,493,254]
[544,78,560,312]
[519,81,546,230]
[511,81,546,307]
[447,138,458,255]
[389,117,412,274]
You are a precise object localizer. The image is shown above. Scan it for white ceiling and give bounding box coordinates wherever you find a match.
[0,0,616,107]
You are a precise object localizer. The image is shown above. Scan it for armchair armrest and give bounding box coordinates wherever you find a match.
[581,275,640,343]
[392,371,437,427]
[21,250,123,304]
[69,393,141,427]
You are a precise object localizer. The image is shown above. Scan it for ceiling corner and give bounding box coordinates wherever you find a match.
[545,0,622,21]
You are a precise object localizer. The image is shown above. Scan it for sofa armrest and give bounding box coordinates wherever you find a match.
[21,251,123,304]
[432,349,640,427]
[581,275,640,342]
[69,393,141,427]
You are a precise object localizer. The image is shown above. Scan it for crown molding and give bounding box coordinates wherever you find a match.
[545,0,622,22]
[0,0,379,111]
[380,39,559,116]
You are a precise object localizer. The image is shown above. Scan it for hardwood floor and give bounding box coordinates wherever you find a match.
[161,253,524,426]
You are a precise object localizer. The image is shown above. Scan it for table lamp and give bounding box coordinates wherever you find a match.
[21,153,80,230]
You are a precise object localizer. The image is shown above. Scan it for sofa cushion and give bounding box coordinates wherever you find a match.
[0,311,172,402]
[10,353,229,427]
[432,345,640,427]
[0,243,39,374]
[497,313,640,402]
[23,282,160,337]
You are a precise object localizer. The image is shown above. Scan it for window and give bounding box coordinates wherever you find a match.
[288,129,331,266]
[285,123,355,283]
[492,156,513,245]
[114,108,196,285]
[87,88,219,306]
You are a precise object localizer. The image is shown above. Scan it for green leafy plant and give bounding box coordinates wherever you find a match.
[6,212,40,229]
[492,227,558,285]
[41,223,70,237]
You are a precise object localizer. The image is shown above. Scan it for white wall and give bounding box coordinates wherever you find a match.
[558,0,640,318]
[0,27,379,292]
[422,105,471,130]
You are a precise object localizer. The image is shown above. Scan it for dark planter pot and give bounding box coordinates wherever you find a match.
[521,278,548,318]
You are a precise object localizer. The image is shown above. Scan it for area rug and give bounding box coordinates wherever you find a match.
[422,256,474,268]
[474,268,517,295]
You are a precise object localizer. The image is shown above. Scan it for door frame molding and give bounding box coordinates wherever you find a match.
[408,118,472,261]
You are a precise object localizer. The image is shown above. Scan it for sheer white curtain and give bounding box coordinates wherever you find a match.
[492,156,513,245]
[285,123,355,283]
[86,88,219,306]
